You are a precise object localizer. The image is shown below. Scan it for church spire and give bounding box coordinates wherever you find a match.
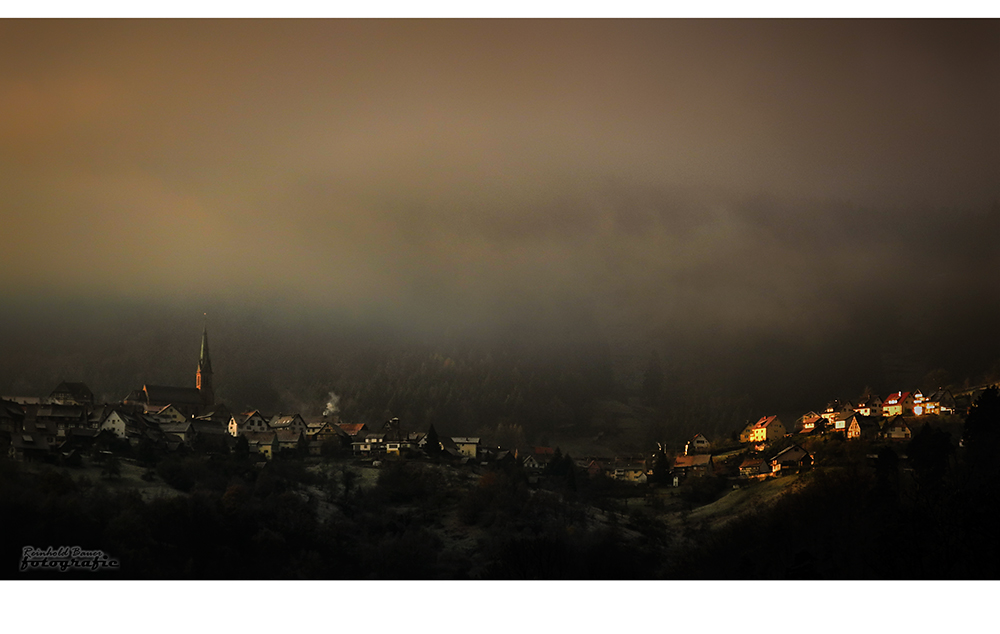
[197,317,214,408]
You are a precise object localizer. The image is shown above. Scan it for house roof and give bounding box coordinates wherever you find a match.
[192,420,228,435]
[144,385,204,406]
[158,421,192,434]
[771,445,811,464]
[884,391,911,405]
[244,431,278,444]
[452,437,480,444]
[270,414,304,428]
[927,389,955,403]
[35,405,86,419]
[673,454,712,468]
[338,423,367,435]
[0,399,25,419]
[11,432,50,451]
[275,429,303,442]
[50,382,94,400]
[752,415,781,429]
[883,416,912,430]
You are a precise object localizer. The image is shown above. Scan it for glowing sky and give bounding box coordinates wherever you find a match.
[2,19,998,349]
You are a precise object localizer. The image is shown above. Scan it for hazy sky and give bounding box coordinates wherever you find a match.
[2,20,998,381]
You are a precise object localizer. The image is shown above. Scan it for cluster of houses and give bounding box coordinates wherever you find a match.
[0,380,499,466]
[0,343,984,495]
[739,388,960,448]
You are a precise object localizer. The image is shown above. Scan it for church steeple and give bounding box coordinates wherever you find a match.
[196,320,214,408]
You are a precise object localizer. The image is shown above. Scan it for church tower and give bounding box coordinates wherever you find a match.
[196,325,215,408]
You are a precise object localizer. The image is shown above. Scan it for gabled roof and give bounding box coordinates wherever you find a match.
[927,389,956,403]
[0,399,26,419]
[158,421,193,434]
[244,430,278,444]
[275,429,304,442]
[452,437,480,444]
[338,423,367,435]
[270,414,305,428]
[144,385,203,406]
[11,432,50,451]
[673,454,712,469]
[771,445,811,464]
[884,391,911,405]
[192,420,228,435]
[752,415,781,429]
[50,382,94,401]
[35,404,86,419]
[883,415,912,430]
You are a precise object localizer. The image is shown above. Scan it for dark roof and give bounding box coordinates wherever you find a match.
[144,385,203,406]
[275,429,304,442]
[244,431,278,445]
[0,399,26,419]
[35,405,86,419]
[50,382,94,401]
[673,454,712,468]
[771,445,811,464]
[192,420,228,435]
[159,421,193,434]
[11,432,50,451]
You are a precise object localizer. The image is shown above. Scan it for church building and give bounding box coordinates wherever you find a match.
[124,327,216,419]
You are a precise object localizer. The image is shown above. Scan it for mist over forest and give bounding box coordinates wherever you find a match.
[2,19,998,446]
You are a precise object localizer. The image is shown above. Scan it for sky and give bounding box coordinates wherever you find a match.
[2,19,999,405]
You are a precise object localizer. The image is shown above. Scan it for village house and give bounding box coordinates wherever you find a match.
[831,411,857,434]
[739,456,769,479]
[583,458,610,478]
[385,436,420,456]
[191,418,231,451]
[881,416,913,441]
[269,414,308,436]
[337,422,368,438]
[846,415,879,440]
[0,399,25,435]
[452,437,480,459]
[794,411,823,434]
[854,395,883,418]
[672,453,713,480]
[822,401,855,427]
[48,382,94,406]
[228,411,270,437]
[687,434,711,453]
[143,404,188,425]
[522,446,556,470]
[924,389,957,416]
[882,391,915,417]
[100,410,143,440]
[746,415,786,444]
[158,420,195,445]
[769,445,813,475]
[352,432,386,456]
[611,460,648,484]
[9,430,51,462]
[244,431,279,460]
[307,420,348,445]
[275,429,306,454]
[35,404,90,440]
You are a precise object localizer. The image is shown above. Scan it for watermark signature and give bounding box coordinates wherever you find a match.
[20,546,119,572]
